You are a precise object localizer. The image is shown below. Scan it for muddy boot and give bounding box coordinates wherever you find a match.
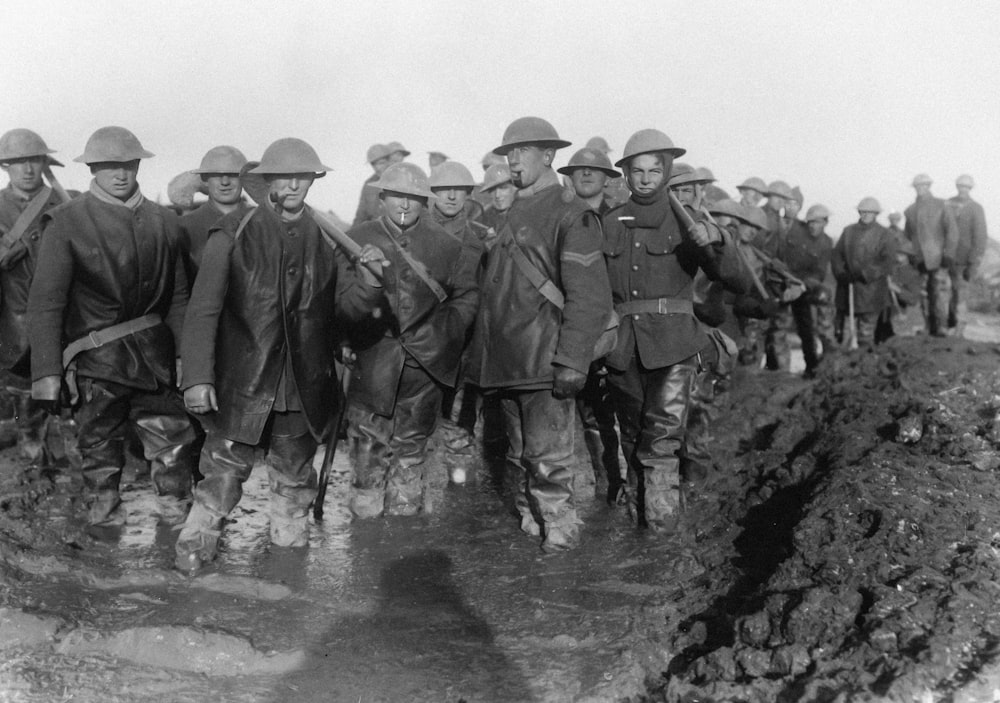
[644,468,681,534]
[174,502,225,573]
[349,488,385,519]
[624,464,645,528]
[87,489,124,526]
[541,510,582,553]
[269,502,309,548]
[385,461,423,516]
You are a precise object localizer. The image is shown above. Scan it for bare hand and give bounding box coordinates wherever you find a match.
[184,383,218,414]
[357,244,389,285]
[689,222,719,247]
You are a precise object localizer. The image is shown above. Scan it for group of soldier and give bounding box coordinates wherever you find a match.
[0,119,987,573]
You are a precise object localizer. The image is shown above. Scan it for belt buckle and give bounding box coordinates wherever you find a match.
[88,330,103,348]
[658,298,668,314]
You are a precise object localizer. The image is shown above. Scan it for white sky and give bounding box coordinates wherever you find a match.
[5,0,998,236]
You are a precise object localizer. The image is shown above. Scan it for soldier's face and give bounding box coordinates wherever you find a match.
[767,194,787,211]
[808,219,827,236]
[266,173,314,213]
[432,187,470,218]
[492,183,516,212]
[2,157,47,195]
[785,200,801,218]
[914,183,931,198]
[381,191,426,227]
[625,154,669,197]
[371,156,391,176]
[506,145,552,189]
[91,160,140,200]
[203,174,243,206]
[957,185,972,199]
[738,188,762,207]
[569,168,608,200]
[858,211,877,225]
[672,184,697,207]
[389,151,406,164]
[737,222,757,243]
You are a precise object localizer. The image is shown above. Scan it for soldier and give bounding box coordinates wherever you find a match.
[759,180,793,256]
[386,141,410,164]
[602,130,744,533]
[29,126,197,526]
[557,147,620,215]
[429,160,486,236]
[176,138,386,571]
[887,211,906,248]
[347,163,480,516]
[353,143,392,227]
[478,163,515,239]
[179,146,251,281]
[666,163,702,209]
[696,167,729,208]
[832,198,896,347]
[763,184,805,371]
[474,151,508,209]
[785,204,834,377]
[428,151,448,169]
[904,174,959,337]
[558,147,624,503]
[946,174,988,332]
[736,177,768,209]
[466,117,612,552]
[0,129,72,464]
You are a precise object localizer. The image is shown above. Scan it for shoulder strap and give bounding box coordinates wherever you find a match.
[379,220,448,303]
[0,187,52,262]
[498,223,565,309]
[233,207,257,240]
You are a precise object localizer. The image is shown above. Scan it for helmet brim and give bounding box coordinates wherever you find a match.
[492,139,572,157]
[613,147,686,168]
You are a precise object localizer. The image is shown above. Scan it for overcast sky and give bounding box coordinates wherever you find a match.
[5,0,998,236]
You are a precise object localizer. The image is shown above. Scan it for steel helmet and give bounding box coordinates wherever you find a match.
[366,143,391,164]
[429,161,475,189]
[370,162,436,199]
[74,126,154,164]
[888,211,902,222]
[385,141,411,158]
[791,186,804,205]
[481,151,506,169]
[694,166,717,184]
[707,198,743,222]
[956,174,975,188]
[615,129,685,167]
[556,147,620,178]
[191,145,247,174]
[585,136,612,154]
[481,164,512,192]
[0,128,62,166]
[666,162,698,188]
[766,180,793,200]
[743,205,768,230]
[249,138,331,177]
[857,197,882,213]
[493,116,571,156]
[737,176,768,194]
[911,173,933,187]
[805,204,830,221]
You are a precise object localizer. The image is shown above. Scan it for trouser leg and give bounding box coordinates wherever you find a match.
[74,378,131,524]
[856,312,878,347]
[791,298,819,372]
[926,268,951,335]
[265,411,318,547]
[813,302,835,356]
[385,364,441,516]
[948,266,963,329]
[129,387,198,500]
[738,316,765,367]
[7,374,48,464]
[680,365,716,485]
[346,404,392,518]
[765,306,792,371]
[575,364,623,502]
[499,391,533,534]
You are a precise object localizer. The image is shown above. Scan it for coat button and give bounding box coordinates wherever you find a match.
[631,290,638,296]
[631,264,638,271]
[287,267,297,276]
[634,241,641,248]
[633,314,640,320]
[399,237,410,248]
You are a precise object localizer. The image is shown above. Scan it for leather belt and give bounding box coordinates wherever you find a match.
[615,298,694,316]
[62,313,163,368]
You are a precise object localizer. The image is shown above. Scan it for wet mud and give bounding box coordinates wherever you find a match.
[2,335,1000,702]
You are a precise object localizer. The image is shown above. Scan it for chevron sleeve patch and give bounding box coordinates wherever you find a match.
[561,250,603,267]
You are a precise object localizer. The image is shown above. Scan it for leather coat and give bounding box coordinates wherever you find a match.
[346,215,480,417]
[904,195,958,271]
[178,199,253,282]
[0,186,66,374]
[181,205,382,444]
[831,221,896,314]
[465,174,612,388]
[946,196,988,269]
[28,192,187,389]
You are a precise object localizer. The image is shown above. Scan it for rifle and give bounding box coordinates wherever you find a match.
[43,165,72,204]
[313,364,352,520]
[847,283,859,350]
[239,161,385,279]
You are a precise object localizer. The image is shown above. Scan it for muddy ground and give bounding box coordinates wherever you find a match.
[2,331,1000,702]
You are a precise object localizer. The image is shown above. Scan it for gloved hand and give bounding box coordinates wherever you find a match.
[357,244,389,287]
[31,375,62,415]
[781,282,805,303]
[552,365,587,400]
[688,222,719,247]
[184,383,218,414]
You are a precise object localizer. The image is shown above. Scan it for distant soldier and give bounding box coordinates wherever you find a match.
[736,177,768,209]
[177,138,385,571]
[585,136,629,207]
[473,151,508,209]
[353,143,392,227]
[758,180,793,256]
[179,146,251,281]
[29,126,197,527]
[887,211,905,246]
[428,151,448,169]
[603,130,743,533]
[347,163,480,516]
[466,117,612,552]
[0,129,72,464]
[946,174,988,331]
[385,141,410,164]
[666,163,702,209]
[832,197,896,347]
[559,147,624,503]
[429,160,486,238]
[764,184,805,371]
[696,167,729,208]
[478,163,515,241]
[904,174,959,337]
[786,204,834,377]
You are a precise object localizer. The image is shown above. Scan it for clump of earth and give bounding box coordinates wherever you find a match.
[2,331,1000,702]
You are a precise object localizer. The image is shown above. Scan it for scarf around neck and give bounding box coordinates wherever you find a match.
[89,178,145,210]
[515,169,560,200]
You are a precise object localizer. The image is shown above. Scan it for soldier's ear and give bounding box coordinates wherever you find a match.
[542,148,556,167]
